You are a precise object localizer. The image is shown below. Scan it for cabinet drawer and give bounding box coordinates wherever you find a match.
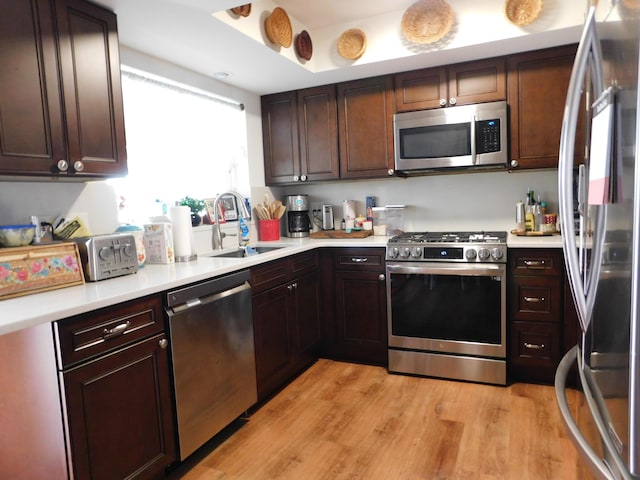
[251,259,289,294]
[510,321,561,366]
[509,249,562,276]
[54,295,164,368]
[290,251,319,277]
[334,247,385,271]
[509,275,562,322]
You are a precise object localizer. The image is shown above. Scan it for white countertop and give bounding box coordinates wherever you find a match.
[0,232,563,336]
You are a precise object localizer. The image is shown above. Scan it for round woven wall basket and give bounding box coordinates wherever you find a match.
[337,28,367,60]
[230,4,251,17]
[295,30,313,61]
[401,0,454,45]
[505,0,544,26]
[265,7,292,48]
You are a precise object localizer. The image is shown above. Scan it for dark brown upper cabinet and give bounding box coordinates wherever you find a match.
[507,44,585,170]
[394,57,507,111]
[0,0,127,178]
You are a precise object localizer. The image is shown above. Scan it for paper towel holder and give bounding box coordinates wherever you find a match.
[169,205,198,263]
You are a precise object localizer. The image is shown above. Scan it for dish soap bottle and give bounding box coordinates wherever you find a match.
[239,218,250,246]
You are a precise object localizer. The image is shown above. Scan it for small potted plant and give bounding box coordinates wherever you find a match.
[179,196,206,226]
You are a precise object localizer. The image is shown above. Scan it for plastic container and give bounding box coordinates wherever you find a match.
[372,205,406,236]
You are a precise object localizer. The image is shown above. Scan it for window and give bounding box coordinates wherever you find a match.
[110,67,248,223]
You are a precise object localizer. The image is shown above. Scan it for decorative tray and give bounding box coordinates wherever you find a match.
[510,229,558,236]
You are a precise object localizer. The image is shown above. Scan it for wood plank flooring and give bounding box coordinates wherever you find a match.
[167,359,593,480]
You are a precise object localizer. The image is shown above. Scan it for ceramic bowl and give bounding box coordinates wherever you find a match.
[0,224,36,247]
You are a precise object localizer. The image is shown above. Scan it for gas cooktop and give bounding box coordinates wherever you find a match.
[386,231,508,263]
[388,231,507,244]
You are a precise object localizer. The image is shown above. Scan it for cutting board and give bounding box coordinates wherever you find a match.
[310,230,373,239]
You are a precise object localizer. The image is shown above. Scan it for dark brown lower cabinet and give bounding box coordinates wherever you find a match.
[252,253,321,402]
[325,248,388,366]
[61,334,175,480]
[55,295,176,480]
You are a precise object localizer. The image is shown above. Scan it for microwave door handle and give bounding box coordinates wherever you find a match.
[470,114,477,164]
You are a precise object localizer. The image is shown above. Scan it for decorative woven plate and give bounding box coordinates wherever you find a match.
[265,7,293,48]
[401,0,454,44]
[505,0,544,26]
[295,30,313,61]
[230,4,251,17]
[337,28,367,60]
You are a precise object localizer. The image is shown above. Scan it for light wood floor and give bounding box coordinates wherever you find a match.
[168,359,593,480]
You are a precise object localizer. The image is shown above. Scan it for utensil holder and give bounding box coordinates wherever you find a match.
[258,219,280,241]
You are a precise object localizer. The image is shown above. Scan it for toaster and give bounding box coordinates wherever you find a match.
[72,233,139,281]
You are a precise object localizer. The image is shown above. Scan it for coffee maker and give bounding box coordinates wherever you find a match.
[285,195,311,237]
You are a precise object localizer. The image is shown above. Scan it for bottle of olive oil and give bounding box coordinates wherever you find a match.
[525,188,535,232]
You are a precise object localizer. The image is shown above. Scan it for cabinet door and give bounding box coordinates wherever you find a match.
[448,57,506,106]
[293,271,321,361]
[333,269,388,366]
[55,0,127,176]
[253,284,295,400]
[508,45,585,169]
[0,0,66,175]
[298,85,340,181]
[62,334,176,480]
[394,66,447,111]
[262,91,300,185]
[338,76,395,179]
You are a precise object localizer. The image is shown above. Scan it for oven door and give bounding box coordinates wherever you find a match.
[386,262,507,359]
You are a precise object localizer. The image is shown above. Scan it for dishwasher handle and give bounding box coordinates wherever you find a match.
[166,269,250,308]
[167,281,251,315]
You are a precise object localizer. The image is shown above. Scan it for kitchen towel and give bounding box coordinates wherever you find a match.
[169,206,193,259]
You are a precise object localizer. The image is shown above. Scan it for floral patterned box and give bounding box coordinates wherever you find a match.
[0,242,85,300]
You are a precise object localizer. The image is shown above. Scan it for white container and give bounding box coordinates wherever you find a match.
[143,222,174,264]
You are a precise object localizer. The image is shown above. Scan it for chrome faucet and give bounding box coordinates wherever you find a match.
[211,191,251,250]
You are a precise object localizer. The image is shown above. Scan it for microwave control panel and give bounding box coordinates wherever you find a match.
[476,119,501,154]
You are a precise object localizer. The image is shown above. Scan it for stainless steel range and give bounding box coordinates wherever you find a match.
[386,231,507,385]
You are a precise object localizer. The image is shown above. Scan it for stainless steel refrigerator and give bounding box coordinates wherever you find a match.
[555,1,640,479]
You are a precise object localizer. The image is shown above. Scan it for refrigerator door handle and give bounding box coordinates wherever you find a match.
[558,5,607,333]
[555,346,616,480]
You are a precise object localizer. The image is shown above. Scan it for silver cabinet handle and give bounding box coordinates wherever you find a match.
[351,257,368,263]
[449,97,457,105]
[378,274,385,281]
[73,160,85,172]
[387,168,394,176]
[439,98,447,107]
[510,159,519,168]
[524,296,545,303]
[524,260,546,269]
[159,338,168,349]
[300,175,307,181]
[103,321,131,340]
[524,342,545,350]
[293,175,299,181]
[57,159,69,172]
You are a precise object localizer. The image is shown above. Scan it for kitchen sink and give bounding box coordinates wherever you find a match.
[207,246,285,259]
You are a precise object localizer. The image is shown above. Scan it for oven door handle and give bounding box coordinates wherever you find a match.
[386,262,505,276]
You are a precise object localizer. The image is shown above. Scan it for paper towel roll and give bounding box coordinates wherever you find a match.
[169,206,193,258]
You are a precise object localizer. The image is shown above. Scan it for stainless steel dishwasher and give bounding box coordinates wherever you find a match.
[165,269,256,461]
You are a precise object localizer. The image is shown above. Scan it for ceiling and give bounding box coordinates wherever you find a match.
[92,0,585,95]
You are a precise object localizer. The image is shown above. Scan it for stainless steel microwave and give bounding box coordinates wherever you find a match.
[393,100,508,174]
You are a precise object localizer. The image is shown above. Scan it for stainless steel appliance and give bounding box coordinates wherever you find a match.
[322,204,334,230]
[386,231,507,385]
[393,100,508,174]
[72,233,138,281]
[165,270,257,461]
[286,194,310,238]
[555,3,639,479]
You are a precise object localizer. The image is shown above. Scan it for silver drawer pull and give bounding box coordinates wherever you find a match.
[524,260,546,269]
[351,257,368,263]
[103,321,131,340]
[524,296,544,303]
[524,342,545,350]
